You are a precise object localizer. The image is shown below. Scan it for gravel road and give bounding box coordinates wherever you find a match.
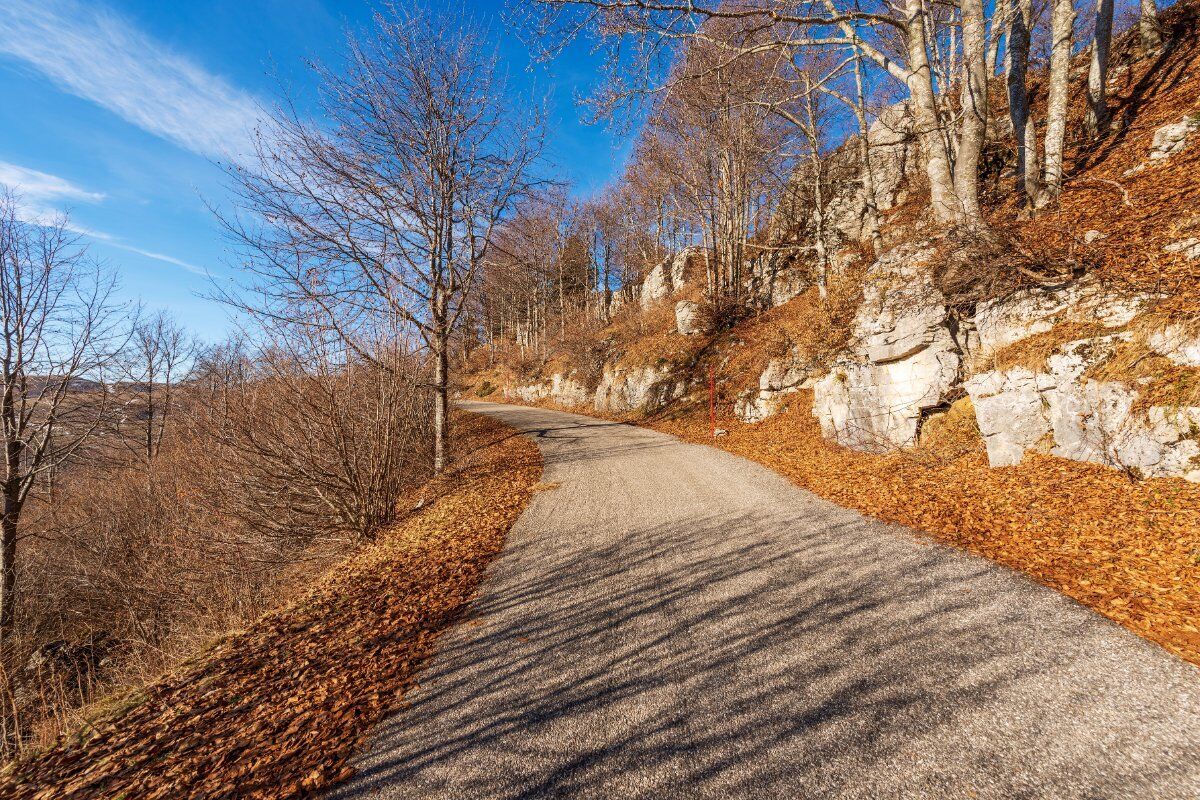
[332,401,1200,799]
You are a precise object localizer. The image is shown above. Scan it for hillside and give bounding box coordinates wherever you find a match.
[467,0,1200,665]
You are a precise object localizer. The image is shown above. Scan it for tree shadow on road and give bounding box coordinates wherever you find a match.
[329,492,1198,799]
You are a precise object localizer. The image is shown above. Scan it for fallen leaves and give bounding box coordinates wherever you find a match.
[0,412,542,799]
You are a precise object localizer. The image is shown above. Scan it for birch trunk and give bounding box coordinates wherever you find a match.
[904,0,963,223]
[1041,0,1075,204]
[1085,0,1115,138]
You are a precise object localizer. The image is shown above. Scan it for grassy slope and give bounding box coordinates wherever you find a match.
[0,412,542,800]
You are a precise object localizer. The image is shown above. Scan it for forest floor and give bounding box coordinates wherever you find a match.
[0,412,542,800]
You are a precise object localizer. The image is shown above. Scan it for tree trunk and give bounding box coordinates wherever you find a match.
[1140,0,1162,52]
[432,332,449,475]
[955,0,989,221]
[0,512,15,640]
[905,0,963,224]
[1023,115,1042,205]
[1006,0,1033,204]
[1041,0,1076,205]
[1085,0,1115,138]
[852,43,883,254]
[986,0,1011,75]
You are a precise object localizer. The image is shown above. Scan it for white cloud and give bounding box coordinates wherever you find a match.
[0,161,105,206]
[0,0,262,161]
[0,160,206,275]
[0,159,105,226]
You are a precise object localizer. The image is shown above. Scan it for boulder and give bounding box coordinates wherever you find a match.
[811,243,966,450]
[1148,115,1200,161]
[973,276,1152,358]
[735,356,811,423]
[675,300,706,336]
[1164,237,1200,260]
[965,334,1200,481]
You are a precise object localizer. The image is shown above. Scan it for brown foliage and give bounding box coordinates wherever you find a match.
[0,412,541,798]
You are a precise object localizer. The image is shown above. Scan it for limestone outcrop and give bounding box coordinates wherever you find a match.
[966,335,1200,481]
[640,249,696,308]
[735,355,812,423]
[811,243,967,450]
[973,276,1152,359]
[675,300,706,336]
[593,363,684,414]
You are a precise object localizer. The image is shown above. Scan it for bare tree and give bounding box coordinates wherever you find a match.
[197,327,432,547]
[0,197,125,639]
[224,7,544,473]
[118,311,195,469]
[1005,0,1037,205]
[525,0,992,226]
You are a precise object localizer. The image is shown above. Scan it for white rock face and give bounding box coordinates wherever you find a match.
[735,356,811,423]
[1164,237,1200,260]
[1149,116,1200,161]
[745,261,808,308]
[640,248,697,308]
[508,372,591,408]
[675,300,706,336]
[593,363,683,414]
[640,259,673,307]
[966,335,1200,481]
[549,372,591,407]
[1148,324,1200,366]
[824,102,919,246]
[811,243,965,450]
[963,368,1050,466]
[509,382,550,404]
[974,276,1152,359]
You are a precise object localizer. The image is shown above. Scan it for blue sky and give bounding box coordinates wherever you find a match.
[0,0,631,342]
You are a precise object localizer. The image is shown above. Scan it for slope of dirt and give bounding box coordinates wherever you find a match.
[0,412,542,800]
[1018,0,1200,312]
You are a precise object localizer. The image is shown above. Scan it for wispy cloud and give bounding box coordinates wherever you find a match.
[0,159,105,225]
[0,0,262,161]
[0,160,206,275]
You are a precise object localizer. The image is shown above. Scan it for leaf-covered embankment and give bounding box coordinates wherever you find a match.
[0,411,542,800]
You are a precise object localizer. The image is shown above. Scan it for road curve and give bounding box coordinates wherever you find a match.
[332,401,1200,799]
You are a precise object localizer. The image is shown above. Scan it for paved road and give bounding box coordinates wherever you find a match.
[333,401,1200,799]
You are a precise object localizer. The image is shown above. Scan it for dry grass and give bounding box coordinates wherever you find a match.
[988,322,1112,371]
[0,412,542,799]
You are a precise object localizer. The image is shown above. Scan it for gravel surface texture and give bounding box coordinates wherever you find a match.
[332,401,1200,799]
